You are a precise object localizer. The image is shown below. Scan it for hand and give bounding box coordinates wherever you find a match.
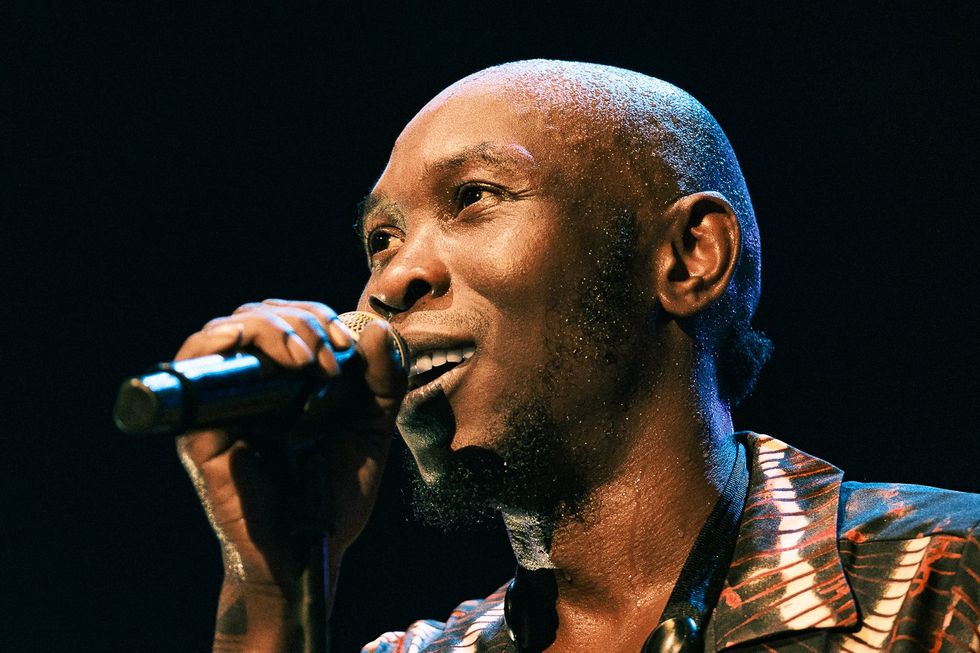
[174,299,406,603]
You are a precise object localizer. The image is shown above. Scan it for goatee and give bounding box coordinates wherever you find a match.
[406,398,590,531]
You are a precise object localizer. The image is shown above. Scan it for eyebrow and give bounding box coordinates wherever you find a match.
[353,194,403,241]
[353,142,535,237]
[429,141,535,173]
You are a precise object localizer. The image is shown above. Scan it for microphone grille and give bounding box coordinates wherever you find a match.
[337,311,409,370]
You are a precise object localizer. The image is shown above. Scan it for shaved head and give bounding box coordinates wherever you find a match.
[419,60,769,404]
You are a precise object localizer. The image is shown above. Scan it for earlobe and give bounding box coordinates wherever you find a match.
[656,192,741,318]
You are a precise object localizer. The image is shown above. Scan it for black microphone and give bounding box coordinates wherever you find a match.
[112,311,407,437]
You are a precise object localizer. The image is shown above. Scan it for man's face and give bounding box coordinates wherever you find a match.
[356,84,650,524]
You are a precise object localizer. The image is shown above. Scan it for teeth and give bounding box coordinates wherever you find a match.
[409,347,475,377]
[413,353,433,375]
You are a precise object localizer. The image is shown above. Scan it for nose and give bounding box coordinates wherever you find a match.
[367,238,450,319]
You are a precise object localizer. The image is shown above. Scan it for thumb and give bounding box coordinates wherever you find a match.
[357,320,408,415]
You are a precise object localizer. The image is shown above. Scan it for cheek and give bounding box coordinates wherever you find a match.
[451,214,568,312]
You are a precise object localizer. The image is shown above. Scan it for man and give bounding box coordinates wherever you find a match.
[175,61,979,652]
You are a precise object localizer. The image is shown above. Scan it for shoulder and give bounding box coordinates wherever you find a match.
[828,482,980,652]
[838,480,980,542]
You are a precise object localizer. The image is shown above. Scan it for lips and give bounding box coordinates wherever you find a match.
[407,345,476,391]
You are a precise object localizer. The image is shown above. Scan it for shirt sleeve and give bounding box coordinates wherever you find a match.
[361,619,447,653]
[360,587,511,653]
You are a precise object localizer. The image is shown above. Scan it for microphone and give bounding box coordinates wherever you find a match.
[112,311,407,437]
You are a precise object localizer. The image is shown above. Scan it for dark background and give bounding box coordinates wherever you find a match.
[6,3,979,651]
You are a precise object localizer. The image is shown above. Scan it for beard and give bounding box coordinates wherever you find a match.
[405,207,644,532]
[405,396,590,531]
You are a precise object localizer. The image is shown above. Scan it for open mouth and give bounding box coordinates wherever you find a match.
[408,346,475,391]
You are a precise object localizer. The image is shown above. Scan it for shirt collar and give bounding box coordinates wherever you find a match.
[708,432,859,650]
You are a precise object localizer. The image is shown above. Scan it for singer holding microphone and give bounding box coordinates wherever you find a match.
[149,61,979,652]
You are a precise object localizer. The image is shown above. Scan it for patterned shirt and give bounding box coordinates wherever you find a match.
[362,433,980,652]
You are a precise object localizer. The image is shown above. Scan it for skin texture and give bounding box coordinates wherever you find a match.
[178,60,761,652]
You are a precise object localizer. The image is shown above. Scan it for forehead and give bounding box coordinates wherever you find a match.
[387,87,549,175]
[357,79,626,238]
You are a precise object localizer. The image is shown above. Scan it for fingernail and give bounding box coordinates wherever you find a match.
[317,345,340,377]
[328,318,354,351]
[286,332,314,364]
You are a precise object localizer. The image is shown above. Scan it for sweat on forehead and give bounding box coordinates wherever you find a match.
[427,60,728,195]
[431,60,759,301]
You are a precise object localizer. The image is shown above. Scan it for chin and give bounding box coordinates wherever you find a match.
[403,444,505,532]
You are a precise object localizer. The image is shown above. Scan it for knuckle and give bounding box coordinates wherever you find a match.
[202,316,228,329]
[300,313,326,335]
[233,302,263,314]
[314,303,339,320]
[267,312,294,330]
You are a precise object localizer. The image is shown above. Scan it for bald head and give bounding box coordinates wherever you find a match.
[423,60,768,404]
[424,60,760,318]
[368,60,771,408]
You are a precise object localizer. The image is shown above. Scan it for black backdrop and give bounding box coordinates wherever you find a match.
[7,4,979,652]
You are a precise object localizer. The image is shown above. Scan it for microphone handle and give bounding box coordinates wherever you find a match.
[112,310,407,438]
[113,351,332,437]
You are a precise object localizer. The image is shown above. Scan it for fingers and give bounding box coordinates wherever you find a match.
[177,311,312,368]
[175,300,355,377]
[233,300,355,375]
[258,299,353,353]
[173,299,406,423]
[177,428,240,469]
[357,319,408,415]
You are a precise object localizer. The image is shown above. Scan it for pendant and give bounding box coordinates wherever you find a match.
[642,616,700,653]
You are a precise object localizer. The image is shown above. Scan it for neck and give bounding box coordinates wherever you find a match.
[502,359,737,649]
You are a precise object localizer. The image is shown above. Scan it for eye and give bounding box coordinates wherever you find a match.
[455,184,495,211]
[366,228,403,259]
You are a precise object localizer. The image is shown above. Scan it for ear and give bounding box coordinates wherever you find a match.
[655,192,741,318]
